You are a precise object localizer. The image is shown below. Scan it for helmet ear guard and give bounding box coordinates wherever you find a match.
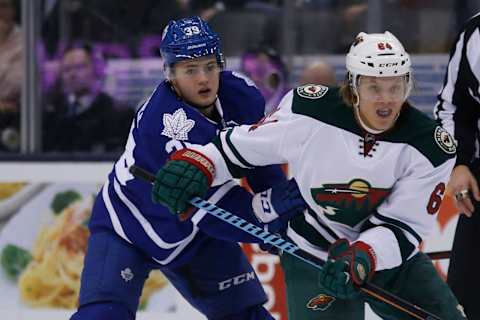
[347,72,361,107]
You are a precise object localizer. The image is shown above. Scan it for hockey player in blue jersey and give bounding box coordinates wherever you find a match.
[70,16,307,320]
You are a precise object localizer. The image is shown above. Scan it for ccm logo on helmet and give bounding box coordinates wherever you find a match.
[379,62,399,67]
[218,271,255,291]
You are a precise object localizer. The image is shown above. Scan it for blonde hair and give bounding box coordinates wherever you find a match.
[339,83,356,108]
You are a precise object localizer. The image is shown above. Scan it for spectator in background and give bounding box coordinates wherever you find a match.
[239,46,289,114]
[434,12,480,319]
[0,0,22,152]
[43,43,133,154]
[298,60,336,86]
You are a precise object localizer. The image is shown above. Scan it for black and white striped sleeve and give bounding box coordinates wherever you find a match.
[434,14,480,166]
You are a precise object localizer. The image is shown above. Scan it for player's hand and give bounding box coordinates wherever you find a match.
[251,178,307,233]
[252,178,306,254]
[449,165,480,217]
[318,239,376,299]
[152,149,215,216]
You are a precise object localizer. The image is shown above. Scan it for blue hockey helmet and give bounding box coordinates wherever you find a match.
[160,16,224,68]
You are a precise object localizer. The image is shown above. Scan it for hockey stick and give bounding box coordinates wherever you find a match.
[425,250,450,260]
[129,164,443,320]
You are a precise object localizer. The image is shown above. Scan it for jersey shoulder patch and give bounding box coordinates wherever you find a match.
[296,84,329,99]
[433,126,456,155]
[292,86,360,133]
[383,107,456,166]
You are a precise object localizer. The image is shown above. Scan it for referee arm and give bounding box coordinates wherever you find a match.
[434,14,480,214]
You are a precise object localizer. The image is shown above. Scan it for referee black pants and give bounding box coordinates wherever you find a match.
[448,159,480,319]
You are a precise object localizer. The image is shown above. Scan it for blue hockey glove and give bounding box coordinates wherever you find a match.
[252,178,307,253]
[152,149,215,216]
[251,178,307,233]
[318,239,376,299]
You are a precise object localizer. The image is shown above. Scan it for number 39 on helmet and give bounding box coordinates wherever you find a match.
[160,16,225,71]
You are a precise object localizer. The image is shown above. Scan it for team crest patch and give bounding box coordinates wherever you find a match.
[297,84,328,99]
[306,294,335,311]
[434,126,456,154]
[120,268,134,282]
[310,179,391,227]
[162,108,195,140]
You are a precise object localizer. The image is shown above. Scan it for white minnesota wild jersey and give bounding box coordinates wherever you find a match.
[195,84,457,271]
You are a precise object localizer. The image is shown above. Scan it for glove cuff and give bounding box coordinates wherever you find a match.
[170,148,215,185]
[351,241,377,284]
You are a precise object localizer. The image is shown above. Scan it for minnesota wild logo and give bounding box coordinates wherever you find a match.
[311,179,391,227]
[434,126,456,154]
[297,84,328,99]
[306,294,335,311]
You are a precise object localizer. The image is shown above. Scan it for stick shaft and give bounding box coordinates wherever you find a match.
[426,251,450,260]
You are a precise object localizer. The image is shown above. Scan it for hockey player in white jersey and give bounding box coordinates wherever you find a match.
[151,31,468,319]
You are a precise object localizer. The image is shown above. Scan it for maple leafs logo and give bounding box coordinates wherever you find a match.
[120,268,134,282]
[161,109,195,140]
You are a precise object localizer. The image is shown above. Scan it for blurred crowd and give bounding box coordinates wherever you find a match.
[1,0,479,155]
[0,0,21,152]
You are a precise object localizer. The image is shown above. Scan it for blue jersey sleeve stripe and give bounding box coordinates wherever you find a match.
[107,177,201,265]
[102,179,132,244]
[151,226,200,265]
[113,177,194,249]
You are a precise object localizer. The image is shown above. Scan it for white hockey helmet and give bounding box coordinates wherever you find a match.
[346,31,412,97]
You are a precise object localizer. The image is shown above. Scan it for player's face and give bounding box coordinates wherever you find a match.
[357,75,408,131]
[170,56,221,109]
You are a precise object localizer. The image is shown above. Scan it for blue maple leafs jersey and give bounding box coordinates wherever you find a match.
[88,71,285,267]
